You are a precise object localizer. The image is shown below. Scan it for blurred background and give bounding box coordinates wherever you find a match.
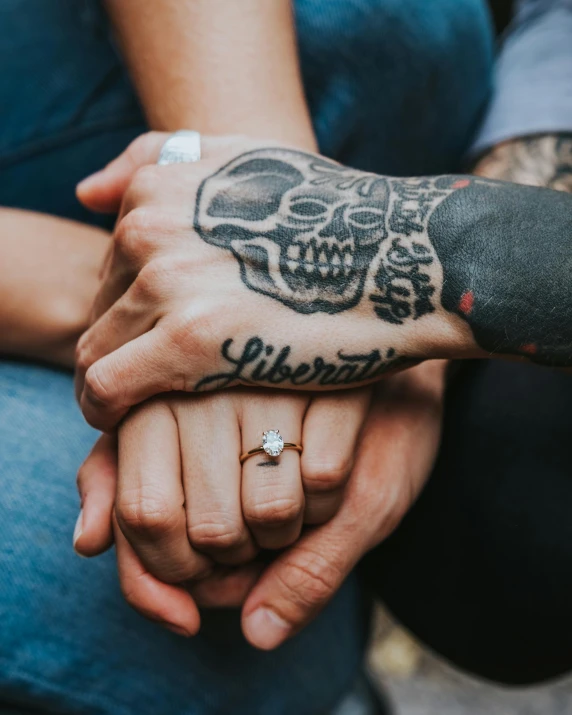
[369,604,572,714]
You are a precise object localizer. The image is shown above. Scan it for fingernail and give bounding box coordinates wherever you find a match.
[77,171,102,193]
[73,510,83,553]
[243,607,290,650]
[165,623,193,638]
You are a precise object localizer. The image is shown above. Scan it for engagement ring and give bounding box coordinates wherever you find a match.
[240,430,302,465]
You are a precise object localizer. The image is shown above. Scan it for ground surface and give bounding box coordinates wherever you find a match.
[367,605,572,715]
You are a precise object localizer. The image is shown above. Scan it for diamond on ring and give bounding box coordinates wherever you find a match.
[239,430,301,464]
[262,430,284,457]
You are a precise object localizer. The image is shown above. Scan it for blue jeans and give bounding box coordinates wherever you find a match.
[0,2,494,713]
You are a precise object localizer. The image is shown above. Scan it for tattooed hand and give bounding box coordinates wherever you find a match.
[75,133,572,431]
[474,134,572,193]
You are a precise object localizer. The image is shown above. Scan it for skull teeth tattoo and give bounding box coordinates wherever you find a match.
[194,149,459,320]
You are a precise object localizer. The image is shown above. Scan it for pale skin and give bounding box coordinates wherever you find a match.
[72,0,372,582]
[72,0,449,646]
[0,0,386,641]
[68,0,572,652]
[0,209,108,367]
[75,130,572,649]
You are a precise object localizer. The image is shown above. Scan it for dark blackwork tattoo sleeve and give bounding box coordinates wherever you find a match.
[193,146,572,386]
[430,177,572,366]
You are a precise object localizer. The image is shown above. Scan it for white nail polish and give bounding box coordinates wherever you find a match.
[73,509,83,552]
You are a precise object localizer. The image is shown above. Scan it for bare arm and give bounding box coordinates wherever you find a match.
[104,0,316,150]
[0,209,108,367]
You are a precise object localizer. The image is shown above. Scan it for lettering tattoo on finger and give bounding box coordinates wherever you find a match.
[194,337,414,391]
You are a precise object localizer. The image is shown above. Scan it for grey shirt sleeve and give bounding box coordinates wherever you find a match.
[471,0,572,156]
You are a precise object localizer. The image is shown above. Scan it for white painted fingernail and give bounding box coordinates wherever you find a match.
[243,607,290,650]
[73,510,83,552]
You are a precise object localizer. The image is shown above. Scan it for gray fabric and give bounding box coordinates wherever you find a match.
[472,0,572,155]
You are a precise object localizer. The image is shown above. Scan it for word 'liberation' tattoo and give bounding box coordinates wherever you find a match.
[194,337,409,391]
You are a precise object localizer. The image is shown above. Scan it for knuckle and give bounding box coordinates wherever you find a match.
[129,164,162,199]
[244,496,303,528]
[76,463,86,493]
[75,334,94,375]
[165,306,215,357]
[187,517,247,552]
[129,132,155,157]
[121,582,142,610]
[115,208,155,259]
[134,257,173,300]
[84,362,115,408]
[277,550,341,608]
[302,454,353,493]
[116,495,181,537]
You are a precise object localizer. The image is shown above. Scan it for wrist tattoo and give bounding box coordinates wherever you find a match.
[194,147,572,384]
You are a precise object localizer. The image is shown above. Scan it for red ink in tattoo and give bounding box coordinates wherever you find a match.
[520,343,538,355]
[451,179,471,189]
[458,290,474,315]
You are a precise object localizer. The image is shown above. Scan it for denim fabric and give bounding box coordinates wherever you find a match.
[472,0,572,154]
[0,1,494,713]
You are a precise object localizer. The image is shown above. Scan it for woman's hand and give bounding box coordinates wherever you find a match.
[74,385,371,621]
[0,208,108,368]
[75,362,444,643]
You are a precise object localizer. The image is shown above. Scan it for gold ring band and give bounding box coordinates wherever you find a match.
[240,443,302,465]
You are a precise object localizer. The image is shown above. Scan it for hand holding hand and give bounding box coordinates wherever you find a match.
[74,361,444,646]
[74,384,371,625]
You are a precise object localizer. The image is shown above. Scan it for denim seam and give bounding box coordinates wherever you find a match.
[0,113,144,170]
[0,656,133,715]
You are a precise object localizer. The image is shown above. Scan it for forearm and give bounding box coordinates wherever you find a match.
[104,0,316,149]
[0,209,108,367]
[474,133,572,192]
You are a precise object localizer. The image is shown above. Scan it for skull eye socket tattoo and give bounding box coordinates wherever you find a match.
[194,148,456,319]
[194,149,391,314]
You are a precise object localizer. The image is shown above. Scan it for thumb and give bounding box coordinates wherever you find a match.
[241,516,364,650]
[74,433,117,557]
[239,381,410,650]
[76,131,169,213]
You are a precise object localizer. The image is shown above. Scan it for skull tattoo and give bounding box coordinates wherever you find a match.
[194,149,390,313]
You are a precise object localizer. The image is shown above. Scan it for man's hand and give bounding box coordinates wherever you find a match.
[75,132,572,433]
[239,360,445,648]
